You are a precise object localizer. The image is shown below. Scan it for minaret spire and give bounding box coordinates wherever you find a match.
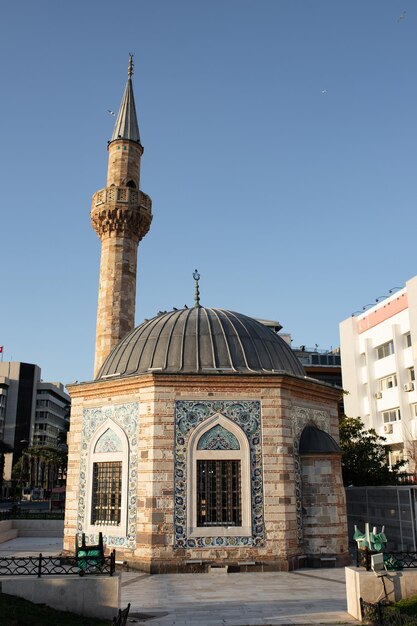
[91,56,153,377]
[111,54,140,144]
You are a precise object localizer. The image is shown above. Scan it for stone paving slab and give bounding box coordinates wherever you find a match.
[121,569,359,625]
[0,536,63,556]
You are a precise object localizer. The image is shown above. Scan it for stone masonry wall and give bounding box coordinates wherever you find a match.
[300,454,348,565]
[107,140,142,189]
[93,234,138,376]
[64,374,348,571]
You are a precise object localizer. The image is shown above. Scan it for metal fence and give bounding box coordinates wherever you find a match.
[346,486,417,551]
[0,510,64,521]
[0,551,116,577]
[357,547,417,571]
[360,598,417,625]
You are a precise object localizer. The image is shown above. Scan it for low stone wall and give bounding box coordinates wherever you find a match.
[0,575,120,620]
[346,566,417,620]
[0,520,18,544]
[0,519,63,542]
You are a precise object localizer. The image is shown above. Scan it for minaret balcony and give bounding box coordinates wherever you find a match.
[91,186,152,240]
[92,186,152,216]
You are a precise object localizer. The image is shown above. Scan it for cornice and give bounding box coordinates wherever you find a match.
[67,371,341,402]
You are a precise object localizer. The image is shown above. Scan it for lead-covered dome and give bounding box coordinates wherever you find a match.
[97,307,305,380]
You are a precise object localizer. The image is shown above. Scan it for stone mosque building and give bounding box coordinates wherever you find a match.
[63,57,349,573]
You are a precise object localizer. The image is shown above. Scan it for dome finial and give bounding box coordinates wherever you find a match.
[128,53,134,78]
[193,269,201,307]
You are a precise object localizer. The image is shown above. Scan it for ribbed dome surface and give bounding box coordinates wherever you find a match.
[97,307,305,379]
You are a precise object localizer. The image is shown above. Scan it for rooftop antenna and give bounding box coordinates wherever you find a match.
[193,269,201,307]
[128,53,134,78]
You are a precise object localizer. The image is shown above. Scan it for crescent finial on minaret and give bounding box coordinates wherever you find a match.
[128,53,134,78]
[193,269,201,307]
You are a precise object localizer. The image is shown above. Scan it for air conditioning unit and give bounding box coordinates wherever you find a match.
[384,424,393,434]
[404,383,414,392]
[375,392,383,399]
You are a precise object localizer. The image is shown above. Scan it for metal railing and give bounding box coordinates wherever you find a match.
[112,603,131,626]
[360,598,417,625]
[357,547,417,571]
[0,551,115,577]
[0,509,64,521]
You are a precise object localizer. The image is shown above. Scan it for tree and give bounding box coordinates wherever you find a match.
[12,445,68,495]
[339,415,407,486]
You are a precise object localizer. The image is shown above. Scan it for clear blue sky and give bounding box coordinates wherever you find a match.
[1,1,416,385]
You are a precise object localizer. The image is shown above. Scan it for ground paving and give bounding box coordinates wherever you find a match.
[121,568,359,626]
[0,537,359,625]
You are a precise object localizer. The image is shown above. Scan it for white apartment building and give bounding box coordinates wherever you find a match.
[340,275,417,467]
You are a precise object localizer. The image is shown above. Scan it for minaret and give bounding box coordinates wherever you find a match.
[91,55,152,377]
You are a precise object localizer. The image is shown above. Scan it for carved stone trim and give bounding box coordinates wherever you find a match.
[291,406,330,440]
[90,202,152,240]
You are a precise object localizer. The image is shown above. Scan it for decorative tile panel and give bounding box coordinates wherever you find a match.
[94,428,123,453]
[290,406,330,544]
[197,424,240,450]
[77,403,139,549]
[174,400,264,549]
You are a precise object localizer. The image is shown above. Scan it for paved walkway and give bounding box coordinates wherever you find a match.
[0,536,63,556]
[0,537,358,625]
[122,568,358,625]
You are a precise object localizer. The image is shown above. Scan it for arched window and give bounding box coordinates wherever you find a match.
[187,415,251,538]
[85,420,129,538]
[126,180,136,188]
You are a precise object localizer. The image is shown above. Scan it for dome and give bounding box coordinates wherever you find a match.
[298,425,341,455]
[97,307,305,379]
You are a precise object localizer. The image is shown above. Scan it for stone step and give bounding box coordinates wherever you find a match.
[18,529,63,537]
[209,565,228,574]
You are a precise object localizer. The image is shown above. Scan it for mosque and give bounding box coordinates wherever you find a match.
[63,56,349,573]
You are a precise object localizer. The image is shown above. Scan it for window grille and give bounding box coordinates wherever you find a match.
[91,462,122,525]
[197,460,241,527]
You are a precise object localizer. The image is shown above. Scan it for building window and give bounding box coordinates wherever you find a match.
[186,415,252,538]
[405,332,412,348]
[197,460,241,527]
[91,461,122,525]
[376,340,394,360]
[382,408,401,423]
[378,374,397,391]
[86,421,129,538]
[409,367,415,382]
